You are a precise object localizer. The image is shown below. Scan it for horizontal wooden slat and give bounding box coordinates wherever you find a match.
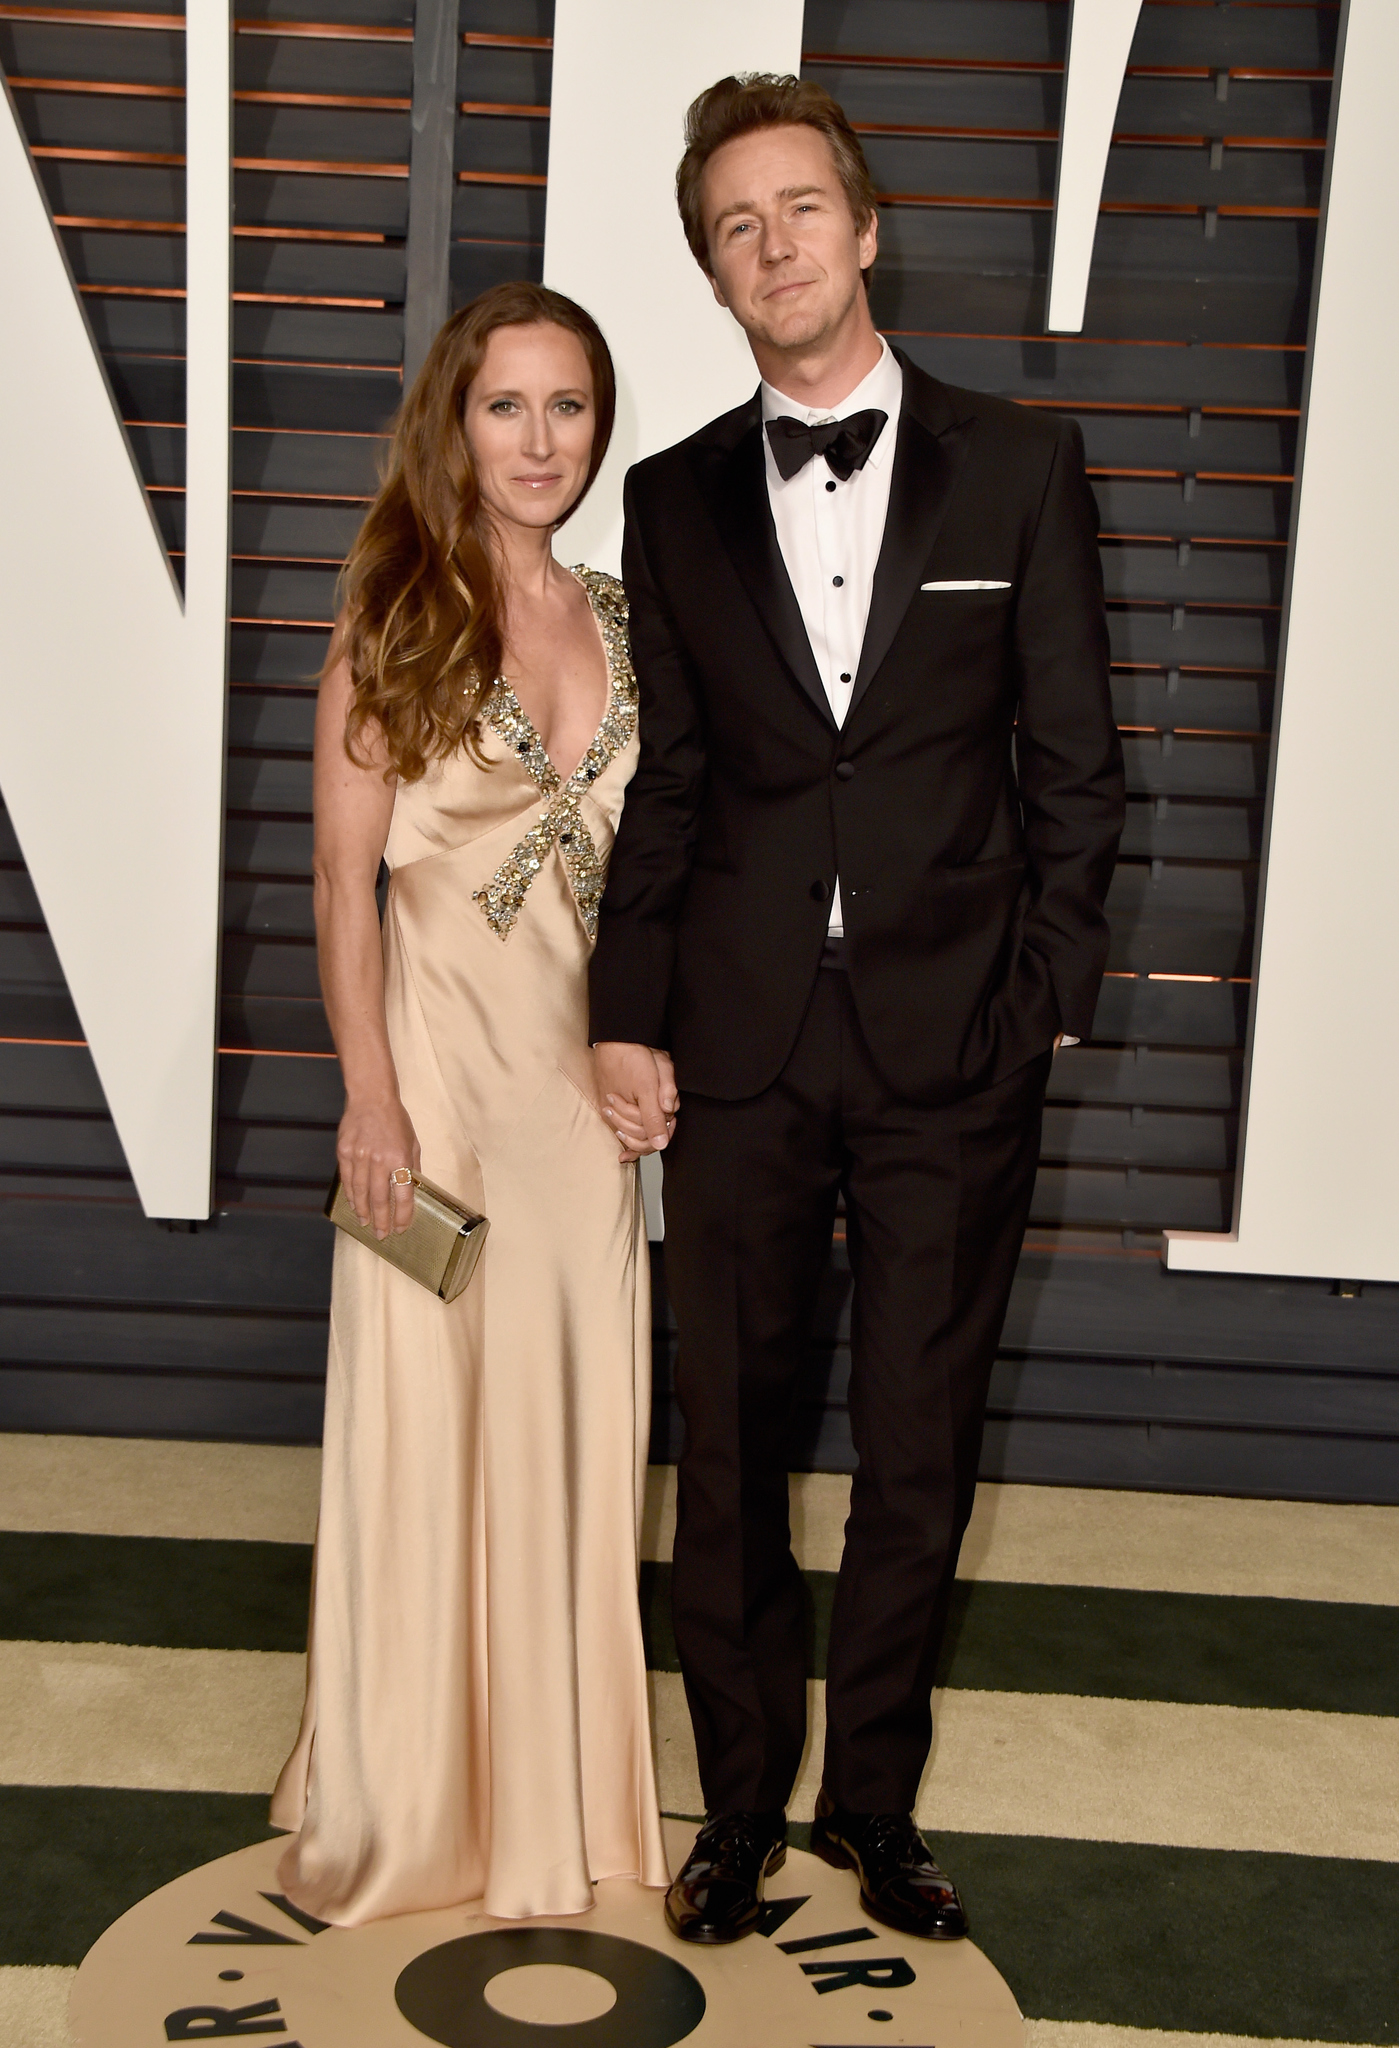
[1102,543,1284,608]
[1031,1164,1229,1232]
[902,335,1305,410]
[1041,1105,1234,1172]
[1108,609,1278,672]
[1090,974,1250,1049]
[1111,671,1273,732]
[1118,799,1260,864]
[1046,1046,1240,1113]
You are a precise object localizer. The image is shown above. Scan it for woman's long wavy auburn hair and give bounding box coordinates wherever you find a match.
[339,281,616,783]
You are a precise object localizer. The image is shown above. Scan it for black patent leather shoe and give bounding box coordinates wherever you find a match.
[809,1790,969,1940]
[664,1810,787,1944]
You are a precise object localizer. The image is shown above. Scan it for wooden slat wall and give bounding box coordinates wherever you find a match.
[0,0,1395,1494]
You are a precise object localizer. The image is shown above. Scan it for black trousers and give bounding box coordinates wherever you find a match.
[661,963,1051,1814]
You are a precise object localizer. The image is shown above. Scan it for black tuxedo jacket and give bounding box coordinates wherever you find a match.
[589,350,1125,1105]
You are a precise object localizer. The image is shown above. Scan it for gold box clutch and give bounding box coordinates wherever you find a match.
[325,1171,489,1303]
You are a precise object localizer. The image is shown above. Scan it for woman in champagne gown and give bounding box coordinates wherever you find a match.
[271,284,669,1924]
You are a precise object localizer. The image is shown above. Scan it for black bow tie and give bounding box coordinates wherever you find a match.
[765,408,888,483]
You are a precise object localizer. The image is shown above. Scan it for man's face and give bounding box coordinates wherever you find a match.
[700,123,878,356]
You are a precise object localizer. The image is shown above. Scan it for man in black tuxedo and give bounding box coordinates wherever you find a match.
[591,76,1124,1946]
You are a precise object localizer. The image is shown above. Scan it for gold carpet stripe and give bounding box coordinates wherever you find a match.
[0,1641,304,1794]
[0,1965,75,2048]
[1026,2025,1390,2048]
[0,1435,320,1544]
[7,1437,1398,1608]
[649,1673,1399,1859]
[642,1467,1399,1604]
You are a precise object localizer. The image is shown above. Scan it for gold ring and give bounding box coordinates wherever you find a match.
[390,1167,413,1187]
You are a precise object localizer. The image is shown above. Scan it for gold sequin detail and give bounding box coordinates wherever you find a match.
[473,568,638,940]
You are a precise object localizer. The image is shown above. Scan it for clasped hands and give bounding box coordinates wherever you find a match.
[594,1043,679,1163]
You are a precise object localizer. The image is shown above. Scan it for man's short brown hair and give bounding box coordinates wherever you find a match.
[676,74,878,280]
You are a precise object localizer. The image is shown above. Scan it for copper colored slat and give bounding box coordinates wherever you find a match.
[878,192,1318,218]
[878,192,1052,209]
[231,291,386,307]
[57,215,391,244]
[806,50,1331,83]
[232,488,372,503]
[461,30,551,49]
[0,6,181,25]
[0,1036,88,1048]
[7,75,181,97]
[1130,64,1331,80]
[805,50,1061,74]
[853,118,1326,150]
[459,101,548,119]
[883,328,1306,351]
[229,615,335,628]
[1017,399,1300,418]
[855,120,1056,140]
[79,281,182,296]
[456,169,546,188]
[232,155,408,179]
[233,90,410,112]
[235,17,410,40]
[218,1046,339,1058]
[81,284,387,306]
[1092,464,1293,483]
[1107,531,1288,547]
[55,212,180,232]
[235,225,391,244]
[31,144,182,165]
[1115,131,1327,149]
[234,423,384,438]
[1102,199,1319,215]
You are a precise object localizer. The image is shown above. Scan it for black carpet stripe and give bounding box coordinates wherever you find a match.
[0,1531,312,1653]
[0,1786,277,1968]
[642,1563,1399,1715]
[779,1823,1398,2043]
[5,1533,1398,1716]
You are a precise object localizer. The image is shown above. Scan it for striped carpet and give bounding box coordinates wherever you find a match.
[1,1433,1396,2048]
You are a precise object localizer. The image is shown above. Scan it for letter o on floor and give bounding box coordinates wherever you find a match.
[395,1926,707,2046]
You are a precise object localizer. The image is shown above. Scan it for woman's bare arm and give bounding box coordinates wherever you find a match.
[313,637,420,1238]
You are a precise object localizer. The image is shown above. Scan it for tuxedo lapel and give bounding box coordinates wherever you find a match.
[688,402,834,729]
[849,368,975,718]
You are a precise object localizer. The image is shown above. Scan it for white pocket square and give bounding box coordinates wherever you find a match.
[921,579,1011,591]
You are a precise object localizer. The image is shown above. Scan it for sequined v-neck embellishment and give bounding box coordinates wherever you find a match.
[472,569,637,941]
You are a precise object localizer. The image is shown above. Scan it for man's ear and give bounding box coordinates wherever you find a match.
[857,208,879,275]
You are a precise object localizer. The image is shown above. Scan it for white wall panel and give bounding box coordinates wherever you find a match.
[1166,0,1399,1282]
[0,14,230,1218]
[1046,0,1143,334]
[544,0,806,575]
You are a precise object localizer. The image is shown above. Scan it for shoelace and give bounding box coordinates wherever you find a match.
[865,1812,930,1868]
[697,1814,775,1866]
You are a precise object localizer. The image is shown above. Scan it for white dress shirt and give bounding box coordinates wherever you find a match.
[761,336,904,936]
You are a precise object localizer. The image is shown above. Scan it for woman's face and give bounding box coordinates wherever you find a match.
[462,321,596,537]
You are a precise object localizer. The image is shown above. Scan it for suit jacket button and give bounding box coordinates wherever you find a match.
[834,761,856,781]
[810,880,830,902]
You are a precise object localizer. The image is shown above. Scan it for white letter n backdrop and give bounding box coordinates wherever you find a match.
[0,23,230,1220]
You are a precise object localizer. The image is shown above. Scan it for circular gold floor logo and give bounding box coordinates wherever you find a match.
[71,1819,1022,2048]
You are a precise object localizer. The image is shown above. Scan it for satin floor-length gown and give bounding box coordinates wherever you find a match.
[271,568,669,1924]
